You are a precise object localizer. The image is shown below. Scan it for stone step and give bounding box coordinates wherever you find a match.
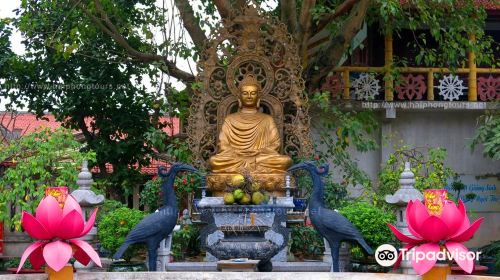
[165,262,331,272]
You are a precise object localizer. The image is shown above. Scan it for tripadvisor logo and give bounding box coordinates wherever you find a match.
[375,244,482,267]
[375,244,398,267]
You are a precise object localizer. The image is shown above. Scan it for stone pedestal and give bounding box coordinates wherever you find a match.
[156,225,180,271]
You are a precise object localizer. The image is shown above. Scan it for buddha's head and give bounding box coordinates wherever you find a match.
[238,74,262,109]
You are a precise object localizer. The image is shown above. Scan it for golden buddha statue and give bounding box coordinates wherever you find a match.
[207,74,292,196]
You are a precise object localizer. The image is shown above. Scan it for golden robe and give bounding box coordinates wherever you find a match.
[208,111,292,174]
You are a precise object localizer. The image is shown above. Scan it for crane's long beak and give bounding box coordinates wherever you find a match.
[179,164,198,173]
[287,162,308,173]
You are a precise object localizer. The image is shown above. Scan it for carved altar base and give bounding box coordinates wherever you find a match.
[198,197,294,263]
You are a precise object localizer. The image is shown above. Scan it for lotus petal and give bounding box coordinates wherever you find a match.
[412,243,440,275]
[406,203,422,239]
[70,240,102,267]
[21,211,52,240]
[81,208,98,236]
[43,241,73,272]
[441,201,464,236]
[388,223,422,244]
[406,201,423,239]
[393,244,416,271]
[408,200,430,234]
[73,246,91,266]
[450,218,484,242]
[57,209,85,239]
[445,242,474,274]
[454,200,471,236]
[28,244,45,270]
[418,216,449,243]
[36,196,63,235]
[62,195,83,217]
[17,242,45,273]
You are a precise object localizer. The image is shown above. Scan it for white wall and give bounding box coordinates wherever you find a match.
[317,108,500,248]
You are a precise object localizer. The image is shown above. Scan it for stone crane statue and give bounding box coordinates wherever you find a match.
[288,161,373,272]
[113,163,198,271]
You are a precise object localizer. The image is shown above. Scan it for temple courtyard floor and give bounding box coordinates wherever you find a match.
[0,272,499,280]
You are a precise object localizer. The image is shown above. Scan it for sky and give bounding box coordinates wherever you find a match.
[0,0,199,111]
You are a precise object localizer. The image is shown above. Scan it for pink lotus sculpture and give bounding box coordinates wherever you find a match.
[388,199,484,275]
[17,195,102,272]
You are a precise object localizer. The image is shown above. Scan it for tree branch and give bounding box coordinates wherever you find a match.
[315,0,360,33]
[306,0,369,91]
[233,0,247,11]
[297,0,316,64]
[174,0,207,47]
[214,0,232,19]
[74,0,195,83]
[281,0,298,35]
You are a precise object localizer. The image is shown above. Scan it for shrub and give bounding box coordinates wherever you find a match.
[98,207,145,262]
[95,199,125,225]
[171,224,200,261]
[339,201,396,258]
[140,177,161,212]
[290,225,324,260]
[378,146,455,198]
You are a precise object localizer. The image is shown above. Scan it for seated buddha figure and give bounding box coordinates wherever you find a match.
[208,74,292,175]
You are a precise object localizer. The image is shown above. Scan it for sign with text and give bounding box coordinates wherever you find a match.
[445,175,500,212]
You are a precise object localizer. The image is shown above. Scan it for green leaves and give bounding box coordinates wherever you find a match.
[139,177,161,211]
[0,128,95,230]
[97,207,146,262]
[1,0,181,197]
[309,92,378,196]
[378,146,456,200]
[290,225,324,259]
[171,224,200,260]
[470,111,500,160]
[369,0,494,67]
[339,202,396,249]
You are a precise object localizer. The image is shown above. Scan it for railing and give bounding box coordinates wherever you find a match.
[325,66,500,102]
[321,32,500,103]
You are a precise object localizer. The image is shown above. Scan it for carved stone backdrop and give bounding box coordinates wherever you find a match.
[187,3,313,169]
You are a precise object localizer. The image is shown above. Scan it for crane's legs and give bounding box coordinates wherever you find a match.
[148,246,158,271]
[330,241,340,272]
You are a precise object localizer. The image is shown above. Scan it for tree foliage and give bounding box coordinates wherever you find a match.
[0,128,95,229]
[0,0,496,198]
[470,111,500,160]
[377,146,456,200]
[1,0,177,195]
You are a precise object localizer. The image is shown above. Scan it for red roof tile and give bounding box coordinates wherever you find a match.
[0,112,62,136]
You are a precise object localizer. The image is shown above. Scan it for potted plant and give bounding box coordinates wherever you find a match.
[98,207,147,271]
[16,192,101,279]
[388,189,484,279]
[339,201,396,272]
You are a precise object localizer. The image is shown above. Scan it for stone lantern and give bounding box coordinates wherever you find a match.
[71,160,105,270]
[385,162,423,274]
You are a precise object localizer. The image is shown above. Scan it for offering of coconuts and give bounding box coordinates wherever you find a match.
[223,174,270,205]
